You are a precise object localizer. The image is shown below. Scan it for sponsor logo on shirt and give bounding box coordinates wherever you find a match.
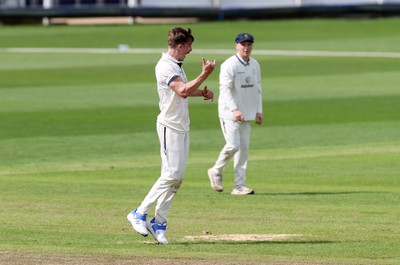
[241,76,254,88]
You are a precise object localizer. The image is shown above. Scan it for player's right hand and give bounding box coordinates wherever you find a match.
[202,58,216,75]
[233,109,244,122]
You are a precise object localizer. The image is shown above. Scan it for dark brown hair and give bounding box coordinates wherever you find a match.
[167,27,194,48]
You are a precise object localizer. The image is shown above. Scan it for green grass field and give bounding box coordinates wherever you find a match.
[1,18,400,265]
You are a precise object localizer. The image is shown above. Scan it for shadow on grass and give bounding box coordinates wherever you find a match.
[254,191,386,196]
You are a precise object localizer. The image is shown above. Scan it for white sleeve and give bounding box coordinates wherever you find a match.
[219,61,237,111]
[156,61,180,88]
[256,62,263,114]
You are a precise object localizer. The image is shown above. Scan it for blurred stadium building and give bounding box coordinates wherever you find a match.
[1,0,400,24]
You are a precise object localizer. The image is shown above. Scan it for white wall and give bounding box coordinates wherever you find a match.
[140,0,214,8]
[219,0,299,8]
[3,0,399,9]
[139,0,400,8]
[303,0,379,6]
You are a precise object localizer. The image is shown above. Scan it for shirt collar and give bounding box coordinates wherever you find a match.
[235,53,250,66]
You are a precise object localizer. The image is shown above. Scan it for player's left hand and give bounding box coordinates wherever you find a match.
[256,113,263,125]
[202,86,214,102]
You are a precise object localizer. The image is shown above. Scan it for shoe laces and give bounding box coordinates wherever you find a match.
[236,186,249,191]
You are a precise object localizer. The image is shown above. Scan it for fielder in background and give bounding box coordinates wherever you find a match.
[127,27,215,244]
[208,33,263,195]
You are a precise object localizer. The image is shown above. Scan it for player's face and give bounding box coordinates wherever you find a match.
[236,41,253,61]
[178,40,193,61]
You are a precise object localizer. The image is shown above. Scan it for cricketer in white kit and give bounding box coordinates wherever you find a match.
[127,27,215,244]
[208,33,263,195]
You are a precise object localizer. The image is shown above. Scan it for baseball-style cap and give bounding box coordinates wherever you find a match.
[235,33,254,43]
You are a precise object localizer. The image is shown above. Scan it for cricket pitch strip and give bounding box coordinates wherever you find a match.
[183,233,303,242]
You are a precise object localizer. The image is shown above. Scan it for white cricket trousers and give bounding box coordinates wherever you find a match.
[213,119,251,188]
[137,123,189,224]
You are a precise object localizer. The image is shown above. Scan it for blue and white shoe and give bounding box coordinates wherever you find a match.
[127,208,148,237]
[146,217,168,244]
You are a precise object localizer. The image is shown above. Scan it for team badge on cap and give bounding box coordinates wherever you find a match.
[235,33,254,43]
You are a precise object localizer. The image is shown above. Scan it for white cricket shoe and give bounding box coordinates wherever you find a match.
[208,168,223,192]
[231,186,255,195]
[127,208,148,236]
[147,218,168,244]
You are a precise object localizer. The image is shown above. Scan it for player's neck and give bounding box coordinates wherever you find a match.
[237,53,250,62]
[168,49,183,62]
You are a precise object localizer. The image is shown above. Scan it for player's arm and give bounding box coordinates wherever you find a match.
[169,58,215,99]
[255,62,263,125]
[220,62,243,121]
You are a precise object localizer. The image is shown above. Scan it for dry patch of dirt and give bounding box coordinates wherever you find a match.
[183,233,303,242]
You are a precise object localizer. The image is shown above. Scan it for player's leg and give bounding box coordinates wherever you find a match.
[213,119,240,172]
[232,122,254,195]
[154,129,189,223]
[128,124,183,238]
[135,124,175,214]
[208,119,240,191]
[146,128,188,244]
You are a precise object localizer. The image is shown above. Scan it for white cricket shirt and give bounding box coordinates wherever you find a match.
[218,53,263,121]
[155,53,189,132]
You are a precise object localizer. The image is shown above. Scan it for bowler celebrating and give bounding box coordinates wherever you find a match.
[127,27,215,244]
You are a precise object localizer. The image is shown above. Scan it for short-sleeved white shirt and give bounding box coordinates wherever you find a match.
[155,53,189,132]
[218,53,263,121]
